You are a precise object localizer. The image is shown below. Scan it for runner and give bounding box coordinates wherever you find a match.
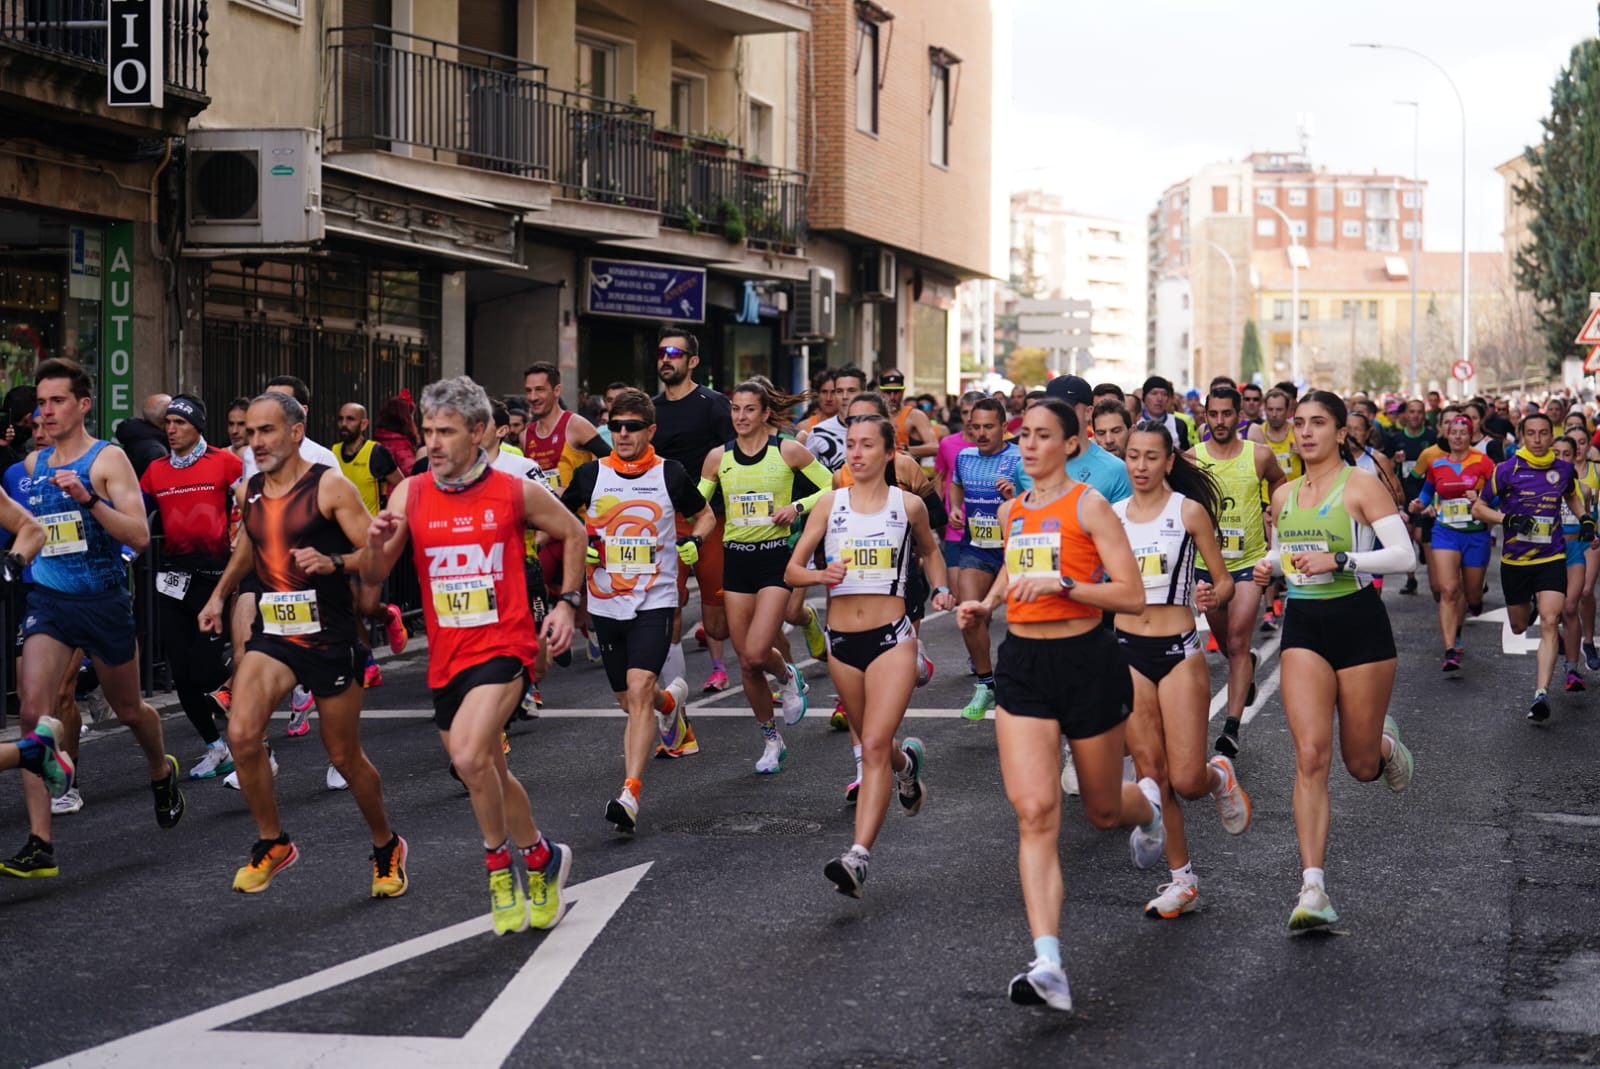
[1115,419,1252,919]
[1551,434,1598,690]
[360,376,580,933]
[139,395,242,779]
[1471,411,1590,722]
[932,392,984,663]
[562,388,713,832]
[879,369,938,464]
[1253,390,1417,931]
[198,390,406,896]
[1390,398,1434,596]
[0,359,185,880]
[786,412,953,897]
[0,495,75,808]
[225,397,251,460]
[335,401,408,686]
[949,397,1020,722]
[697,380,831,772]
[801,366,866,476]
[1249,387,1301,631]
[956,398,1162,1013]
[1411,416,1495,670]
[1238,382,1265,434]
[1091,398,1131,459]
[798,369,838,436]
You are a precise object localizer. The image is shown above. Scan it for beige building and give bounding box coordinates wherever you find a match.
[1496,152,1535,271]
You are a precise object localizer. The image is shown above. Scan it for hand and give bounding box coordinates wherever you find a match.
[949,505,965,529]
[198,597,224,635]
[995,476,1015,500]
[1252,559,1275,587]
[1407,499,1423,514]
[1581,517,1596,544]
[931,589,956,612]
[676,538,700,566]
[1194,579,1216,613]
[773,504,800,526]
[1503,512,1534,535]
[1010,576,1063,603]
[366,511,400,552]
[51,469,90,504]
[955,599,991,628]
[542,601,575,657]
[291,547,334,575]
[1290,551,1338,577]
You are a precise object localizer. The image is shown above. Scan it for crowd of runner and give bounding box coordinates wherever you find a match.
[0,334,1588,1011]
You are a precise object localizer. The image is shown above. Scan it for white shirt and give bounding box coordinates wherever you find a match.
[806,416,848,472]
[240,436,340,481]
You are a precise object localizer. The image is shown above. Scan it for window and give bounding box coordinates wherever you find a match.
[1343,189,1362,206]
[1171,223,1181,239]
[747,98,774,163]
[1367,301,1380,320]
[235,0,302,19]
[1402,190,1419,208]
[929,59,951,166]
[1257,189,1277,206]
[1342,220,1362,238]
[1256,218,1276,237]
[671,72,707,132]
[1212,185,1228,212]
[1273,299,1292,321]
[577,35,620,100]
[1289,220,1307,239]
[1181,292,1190,310]
[1341,300,1357,320]
[1299,300,1311,320]
[1288,189,1307,206]
[855,18,880,134]
[1401,221,1418,240]
[1317,187,1334,211]
[1316,217,1334,242]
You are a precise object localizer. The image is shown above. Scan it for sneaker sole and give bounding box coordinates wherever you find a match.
[372,836,409,898]
[1144,900,1198,920]
[528,845,573,930]
[604,799,637,834]
[234,843,299,894]
[1214,733,1240,758]
[823,859,863,898]
[1008,974,1072,1012]
[1289,908,1338,932]
[155,756,186,830]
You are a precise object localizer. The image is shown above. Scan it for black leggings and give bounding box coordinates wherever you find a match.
[157,570,232,745]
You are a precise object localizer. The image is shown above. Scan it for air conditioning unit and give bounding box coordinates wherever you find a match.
[860,248,896,301]
[185,128,325,246]
[789,267,836,341]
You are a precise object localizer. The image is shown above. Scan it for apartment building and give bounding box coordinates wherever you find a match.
[1496,152,1534,272]
[1007,191,1145,388]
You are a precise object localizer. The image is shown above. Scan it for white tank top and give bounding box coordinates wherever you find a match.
[1113,490,1196,606]
[585,459,679,619]
[824,486,912,598]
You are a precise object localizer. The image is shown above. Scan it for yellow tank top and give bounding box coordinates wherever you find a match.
[337,439,383,516]
[1196,440,1267,568]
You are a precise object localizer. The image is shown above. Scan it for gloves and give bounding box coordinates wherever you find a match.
[585,536,602,567]
[1582,517,1597,544]
[0,552,23,584]
[677,536,700,566]
[1503,513,1533,535]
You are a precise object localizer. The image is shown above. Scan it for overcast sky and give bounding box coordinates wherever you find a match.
[1001,0,1598,253]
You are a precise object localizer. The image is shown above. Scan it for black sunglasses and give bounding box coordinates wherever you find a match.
[608,419,650,434]
[657,346,692,360]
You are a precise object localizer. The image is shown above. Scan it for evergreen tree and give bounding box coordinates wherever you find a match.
[1515,14,1600,371]
[1239,319,1263,382]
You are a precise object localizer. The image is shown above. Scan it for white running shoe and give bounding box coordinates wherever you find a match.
[188,740,235,780]
[1129,777,1166,869]
[326,764,348,791]
[1381,716,1414,792]
[222,749,278,790]
[1288,882,1339,931]
[915,640,934,687]
[656,677,689,738]
[291,685,313,712]
[823,846,869,898]
[1008,958,1072,1012]
[50,787,84,815]
[1208,755,1251,834]
[1060,741,1080,796]
[755,734,787,774]
[1144,880,1200,919]
[778,664,809,725]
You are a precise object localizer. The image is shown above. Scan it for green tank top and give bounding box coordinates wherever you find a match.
[1196,440,1267,568]
[1277,466,1364,600]
[718,435,794,544]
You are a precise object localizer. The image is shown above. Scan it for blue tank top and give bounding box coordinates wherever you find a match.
[25,442,128,594]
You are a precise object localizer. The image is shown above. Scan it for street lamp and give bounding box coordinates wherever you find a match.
[1353,43,1469,384]
[1396,100,1421,396]
[1203,239,1238,375]
[1260,201,1304,385]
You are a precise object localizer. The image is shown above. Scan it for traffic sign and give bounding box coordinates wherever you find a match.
[1451,359,1474,382]
[1584,347,1600,374]
[1576,306,1600,345]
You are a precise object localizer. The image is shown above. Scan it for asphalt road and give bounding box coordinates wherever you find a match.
[3,571,1599,1069]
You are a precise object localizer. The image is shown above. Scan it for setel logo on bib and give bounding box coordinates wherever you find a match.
[424,543,506,579]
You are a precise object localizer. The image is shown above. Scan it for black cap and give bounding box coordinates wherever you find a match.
[1044,375,1092,407]
[878,369,906,389]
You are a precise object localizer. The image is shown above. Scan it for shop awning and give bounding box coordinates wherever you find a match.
[321,164,522,271]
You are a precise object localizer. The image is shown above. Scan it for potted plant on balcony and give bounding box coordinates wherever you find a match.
[716,198,746,244]
[688,128,735,158]
[743,155,771,178]
[655,126,688,149]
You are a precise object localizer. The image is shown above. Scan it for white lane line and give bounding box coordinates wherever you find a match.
[1207,632,1283,722]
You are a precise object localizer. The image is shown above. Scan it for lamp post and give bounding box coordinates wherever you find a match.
[1261,201,1303,385]
[1397,100,1421,396]
[1354,43,1469,383]
[1203,239,1238,375]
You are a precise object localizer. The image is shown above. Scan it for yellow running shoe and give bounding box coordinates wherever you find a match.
[371,834,409,898]
[232,837,299,893]
[489,866,529,935]
[802,606,827,661]
[525,841,572,930]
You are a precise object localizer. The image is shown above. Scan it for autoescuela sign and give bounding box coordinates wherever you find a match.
[107,0,164,108]
[101,223,135,431]
[584,258,706,324]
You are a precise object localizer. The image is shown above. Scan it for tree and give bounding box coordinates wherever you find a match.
[1006,347,1049,390]
[1239,319,1263,382]
[1353,358,1401,395]
[1515,14,1600,373]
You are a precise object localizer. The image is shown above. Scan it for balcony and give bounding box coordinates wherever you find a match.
[664,0,811,35]
[325,26,807,252]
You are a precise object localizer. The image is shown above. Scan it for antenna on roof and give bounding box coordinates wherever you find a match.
[1297,112,1315,161]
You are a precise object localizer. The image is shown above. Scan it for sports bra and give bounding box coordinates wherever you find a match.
[824,486,912,598]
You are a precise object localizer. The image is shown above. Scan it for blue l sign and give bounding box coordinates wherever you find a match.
[585,258,706,324]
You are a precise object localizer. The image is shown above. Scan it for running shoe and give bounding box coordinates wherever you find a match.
[501,733,511,756]
[694,623,708,649]
[829,700,848,730]
[961,683,996,721]
[916,641,934,687]
[371,834,409,898]
[1129,777,1165,869]
[1214,723,1240,758]
[363,658,383,689]
[585,630,602,662]
[530,684,544,710]
[802,606,827,661]
[287,688,313,735]
[1008,959,1072,1012]
[526,841,572,930]
[1205,631,1220,653]
[1586,641,1600,672]
[51,787,84,815]
[383,603,408,655]
[1060,741,1080,797]
[823,846,869,898]
[605,785,639,834]
[656,713,699,759]
[188,740,234,780]
[1442,649,1461,672]
[1144,880,1200,919]
[291,685,313,713]
[1288,882,1338,931]
[1208,755,1251,834]
[488,864,528,936]
[326,764,349,791]
[897,738,927,815]
[1400,575,1418,595]
[232,836,298,893]
[222,748,277,790]
[0,835,57,878]
[778,663,809,725]
[654,677,690,748]
[1260,607,1279,632]
[514,682,539,720]
[208,684,232,716]
[844,778,860,804]
[1244,650,1259,707]
[25,716,74,799]
[701,667,729,693]
[1566,669,1586,693]
[755,733,787,774]
[152,755,186,830]
[1381,716,1414,792]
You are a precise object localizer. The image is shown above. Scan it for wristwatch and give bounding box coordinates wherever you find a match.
[1334,552,1350,573]
[794,500,807,515]
[1058,575,1076,591]
[329,552,346,574]
[558,591,582,611]
[82,493,102,511]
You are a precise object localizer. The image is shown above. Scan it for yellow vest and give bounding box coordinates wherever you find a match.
[338,439,383,516]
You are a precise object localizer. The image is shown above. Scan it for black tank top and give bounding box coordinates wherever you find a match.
[244,464,355,645]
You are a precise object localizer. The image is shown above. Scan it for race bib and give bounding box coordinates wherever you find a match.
[1438,497,1474,528]
[432,575,498,628]
[39,511,86,558]
[541,467,563,491]
[1281,539,1333,586]
[156,571,191,600]
[1219,526,1245,560]
[844,537,897,584]
[969,516,1003,549]
[729,492,774,527]
[1527,517,1556,545]
[1277,452,1295,472]
[1135,545,1169,588]
[605,535,658,577]
[260,590,321,636]
[1006,532,1060,580]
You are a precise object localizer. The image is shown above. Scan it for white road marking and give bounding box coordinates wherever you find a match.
[1467,606,1542,656]
[1207,632,1282,722]
[42,862,652,1069]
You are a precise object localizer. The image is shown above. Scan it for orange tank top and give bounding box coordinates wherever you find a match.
[893,406,912,450]
[1003,481,1103,624]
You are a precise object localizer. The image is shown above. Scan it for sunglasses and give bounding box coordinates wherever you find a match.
[657,346,692,360]
[608,419,650,434]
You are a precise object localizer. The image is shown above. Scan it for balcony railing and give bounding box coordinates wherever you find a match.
[653,138,806,251]
[0,0,209,96]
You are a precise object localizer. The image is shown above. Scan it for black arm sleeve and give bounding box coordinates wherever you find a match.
[562,462,599,515]
[663,460,708,517]
[368,443,398,479]
[576,433,612,459]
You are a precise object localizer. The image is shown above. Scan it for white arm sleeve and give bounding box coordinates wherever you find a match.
[1349,513,1416,575]
[1265,523,1284,576]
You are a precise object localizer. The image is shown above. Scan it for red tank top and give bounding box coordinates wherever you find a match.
[524,410,573,474]
[406,470,541,688]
